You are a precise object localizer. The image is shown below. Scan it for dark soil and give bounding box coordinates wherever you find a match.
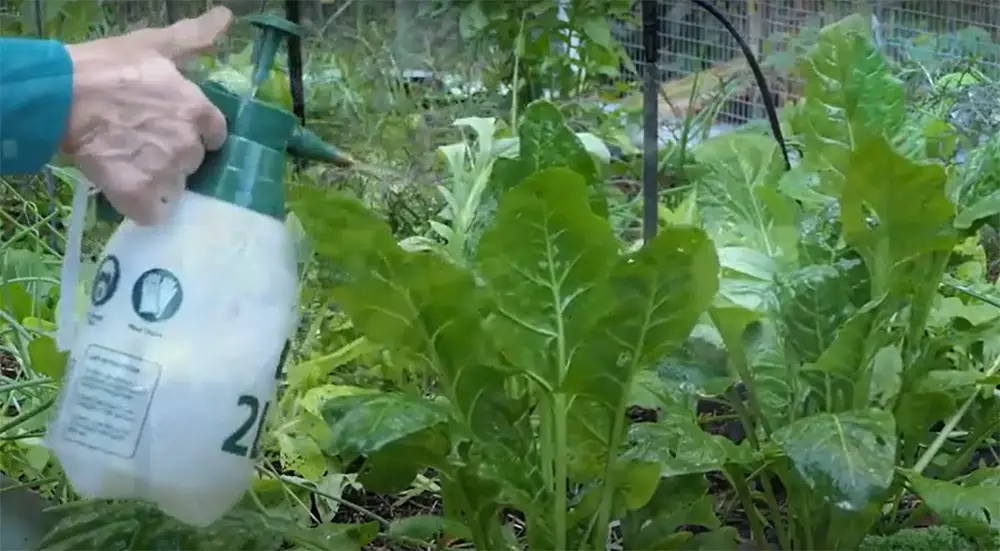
[329,485,440,551]
[1,350,20,379]
[1,351,23,417]
[331,485,442,525]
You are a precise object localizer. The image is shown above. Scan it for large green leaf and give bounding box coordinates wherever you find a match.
[693,132,799,263]
[657,324,735,401]
[477,167,619,389]
[839,134,957,297]
[908,468,1000,538]
[794,13,905,195]
[566,225,720,421]
[300,187,546,548]
[774,408,896,511]
[296,189,506,438]
[603,226,719,368]
[322,393,451,493]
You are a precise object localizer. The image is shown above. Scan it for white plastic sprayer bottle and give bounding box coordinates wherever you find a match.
[46,13,346,527]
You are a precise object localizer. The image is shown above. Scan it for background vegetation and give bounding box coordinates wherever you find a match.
[2,1,1000,550]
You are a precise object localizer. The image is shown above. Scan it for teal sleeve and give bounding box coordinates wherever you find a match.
[0,38,73,176]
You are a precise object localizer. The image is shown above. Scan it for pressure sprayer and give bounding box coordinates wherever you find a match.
[47,14,345,527]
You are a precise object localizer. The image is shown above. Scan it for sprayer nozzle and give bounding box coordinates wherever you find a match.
[287,127,353,166]
[243,13,306,97]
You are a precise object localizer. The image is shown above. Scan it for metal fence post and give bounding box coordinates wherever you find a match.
[641,0,659,244]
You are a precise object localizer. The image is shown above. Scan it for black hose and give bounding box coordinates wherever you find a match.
[164,0,178,25]
[283,0,307,127]
[689,0,791,171]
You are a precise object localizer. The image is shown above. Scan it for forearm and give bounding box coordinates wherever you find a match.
[0,38,73,176]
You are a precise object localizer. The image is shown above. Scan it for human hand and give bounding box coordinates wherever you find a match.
[62,7,233,225]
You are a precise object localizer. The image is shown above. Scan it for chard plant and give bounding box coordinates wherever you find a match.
[667,14,1000,550]
[292,134,724,549]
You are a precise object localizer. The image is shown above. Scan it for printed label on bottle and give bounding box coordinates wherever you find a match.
[60,344,161,458]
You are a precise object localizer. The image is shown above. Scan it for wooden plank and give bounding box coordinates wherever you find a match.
[618,58,755,121]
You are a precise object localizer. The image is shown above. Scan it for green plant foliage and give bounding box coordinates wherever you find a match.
[38,499,378,550]
[8,5,1000,551]
[858,525,1000,551]
[675,11,1000,550]
[294,158,721,547]
[446,0,633,102]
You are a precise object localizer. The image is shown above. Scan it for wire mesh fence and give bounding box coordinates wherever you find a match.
[5,0,1000,247]
[615,0,1000,124]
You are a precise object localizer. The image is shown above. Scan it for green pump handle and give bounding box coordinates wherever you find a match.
[94,13,350,223]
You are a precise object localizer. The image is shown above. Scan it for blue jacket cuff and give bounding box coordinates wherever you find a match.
[0,38,73,176]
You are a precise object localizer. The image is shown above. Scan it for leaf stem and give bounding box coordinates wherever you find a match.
[263,468,430,549]
[913,392,975,475]
[725,466,770,546]
[0,394,56,436]
[912,354,1000,475]
[725,388,789,548]
[553,393,569,551]
[510,13,526,132]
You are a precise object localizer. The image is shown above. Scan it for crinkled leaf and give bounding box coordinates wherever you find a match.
[908,468,1000,538]
[800,304,879,411]
[741,318,799,428]
[322,393,450,457]
[489,100,607,216]
[38,500,343,551]
[710,306,796,429]
[839,134,957,296]
[777,258,869,364]
[693,133,799,263]
[621,414,752,478]
[795,13,904,194]
[774,408,896,511]
[796,202,846,265]
[322,393,451,493]
[619,474,724,550]
[657,323,736,401]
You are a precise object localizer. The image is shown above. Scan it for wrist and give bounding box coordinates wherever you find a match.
[61,42,106,154]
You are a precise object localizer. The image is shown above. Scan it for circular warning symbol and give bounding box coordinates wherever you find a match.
[91,255,121,307]
[131,268,183,323]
